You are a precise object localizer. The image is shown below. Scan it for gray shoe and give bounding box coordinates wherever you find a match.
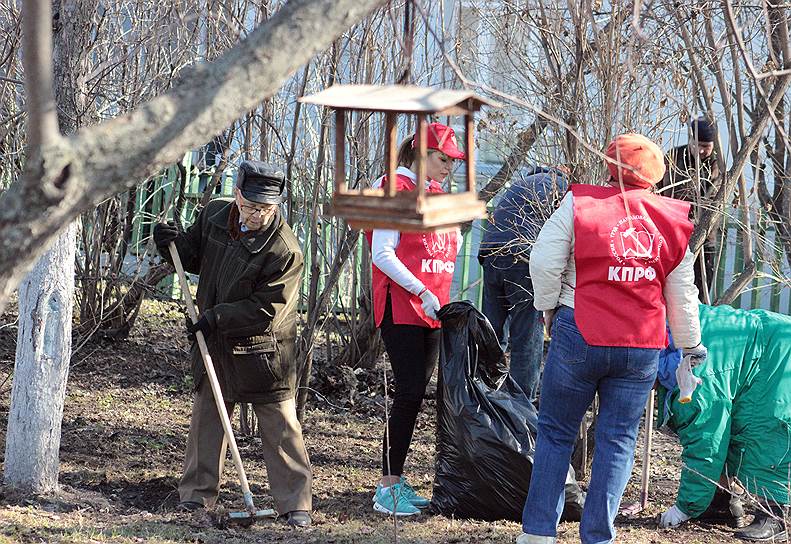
[279,510,312,528]
[516,534,557,544]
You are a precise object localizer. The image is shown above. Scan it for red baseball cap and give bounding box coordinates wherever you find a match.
[413,122,466,160]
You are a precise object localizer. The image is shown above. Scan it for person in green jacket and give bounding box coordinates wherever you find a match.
[656,303,791,541]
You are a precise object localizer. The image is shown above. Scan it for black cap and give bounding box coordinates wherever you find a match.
[236,160,285,204]
[689,117,716,143]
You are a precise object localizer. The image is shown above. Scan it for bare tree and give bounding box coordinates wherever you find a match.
[3,0,79,492]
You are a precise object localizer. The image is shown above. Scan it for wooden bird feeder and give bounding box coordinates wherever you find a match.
[298,84,499,231]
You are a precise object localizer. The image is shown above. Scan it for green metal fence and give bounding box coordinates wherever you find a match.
[135,158,790,315]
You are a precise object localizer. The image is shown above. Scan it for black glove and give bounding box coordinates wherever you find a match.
[153,221,179,248]
[185,314,214,342]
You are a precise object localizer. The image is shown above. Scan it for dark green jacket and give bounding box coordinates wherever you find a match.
[161,199,303,404]
[658,304,791,516]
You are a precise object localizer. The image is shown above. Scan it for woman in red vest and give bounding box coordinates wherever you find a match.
[517,134,708,544]
[368,123,463,517]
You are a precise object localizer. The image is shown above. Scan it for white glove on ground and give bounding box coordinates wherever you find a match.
[419,289,441,320]
[658,504,691,528]
[682,343,708,367]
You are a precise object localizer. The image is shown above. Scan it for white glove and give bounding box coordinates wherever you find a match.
[658,504,690,528]
[419,289,441,320]
[682,343,708,367]
[676,355,703,404]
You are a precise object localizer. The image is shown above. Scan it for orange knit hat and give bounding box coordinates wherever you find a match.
[605,134,666,188]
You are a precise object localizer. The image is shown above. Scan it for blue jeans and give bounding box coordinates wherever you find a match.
[481,259,544,400]
[522,306,659,544]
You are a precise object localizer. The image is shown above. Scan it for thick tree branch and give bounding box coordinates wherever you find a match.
[0,0,385,315]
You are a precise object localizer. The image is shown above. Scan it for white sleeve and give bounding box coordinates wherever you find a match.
[371,229,426,295]
[664,248,702,348]
[530,192,574,311]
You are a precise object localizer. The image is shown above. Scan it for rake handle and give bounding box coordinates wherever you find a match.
[640,390,655,510]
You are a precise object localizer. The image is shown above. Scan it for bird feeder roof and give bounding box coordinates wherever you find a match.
[299,84,500,115]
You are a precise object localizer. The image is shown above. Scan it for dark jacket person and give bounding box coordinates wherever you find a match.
[153,161,312,527]
[657,117,721,300]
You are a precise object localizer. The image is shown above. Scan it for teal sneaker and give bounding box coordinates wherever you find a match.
[400,477,431,508]
[373,483,421,516]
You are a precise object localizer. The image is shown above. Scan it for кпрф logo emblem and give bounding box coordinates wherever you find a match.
[422,231,455,260]
[609,215,663,265]
[620,225,654,258]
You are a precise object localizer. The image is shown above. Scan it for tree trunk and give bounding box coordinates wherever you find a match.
[3,223,76,492]
[3,0,85,492]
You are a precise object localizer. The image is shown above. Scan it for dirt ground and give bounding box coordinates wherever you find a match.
[0,300,756,543]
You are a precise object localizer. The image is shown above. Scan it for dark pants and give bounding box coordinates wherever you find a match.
[379,297,441,477]
[694,242,717,302]
[481,258,544,401]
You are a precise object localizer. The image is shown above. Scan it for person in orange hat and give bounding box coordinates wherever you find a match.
[364,122,464,517]
[517,134,706,544]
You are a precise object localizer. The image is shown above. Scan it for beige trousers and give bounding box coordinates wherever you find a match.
[178,379,312,513]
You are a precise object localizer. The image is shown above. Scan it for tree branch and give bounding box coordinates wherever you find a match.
[20,0,59,150]
[690,74,791,252]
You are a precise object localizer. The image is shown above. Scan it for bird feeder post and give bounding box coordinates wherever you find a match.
[385,112,398,197]
[415,114,428,202]
[465,108,475,192]
[334,109,346,194]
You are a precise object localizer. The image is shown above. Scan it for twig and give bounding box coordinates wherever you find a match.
[296,386,349,412]
[0,75,23,85]
[0,317,19,332]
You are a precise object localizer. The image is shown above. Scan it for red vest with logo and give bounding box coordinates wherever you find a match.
[571,184,693,348]
[367,174,459,329]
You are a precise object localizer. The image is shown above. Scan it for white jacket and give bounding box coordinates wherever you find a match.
[529,192,701,348]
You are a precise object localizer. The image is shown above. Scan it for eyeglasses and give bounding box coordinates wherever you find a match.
[239,203,277,217]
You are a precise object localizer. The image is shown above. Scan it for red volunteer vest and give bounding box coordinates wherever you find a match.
[571,184,693,348]
[367,174,459,329]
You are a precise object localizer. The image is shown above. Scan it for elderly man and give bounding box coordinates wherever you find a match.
[658,116,721,301]
[153,161,312,527]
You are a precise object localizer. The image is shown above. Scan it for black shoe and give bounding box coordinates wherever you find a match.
[735,514,788,541]
[176,501,204,512]
[278,510,312,528]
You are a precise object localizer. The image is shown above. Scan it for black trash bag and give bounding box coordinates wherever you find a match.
[431,301,585,522]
